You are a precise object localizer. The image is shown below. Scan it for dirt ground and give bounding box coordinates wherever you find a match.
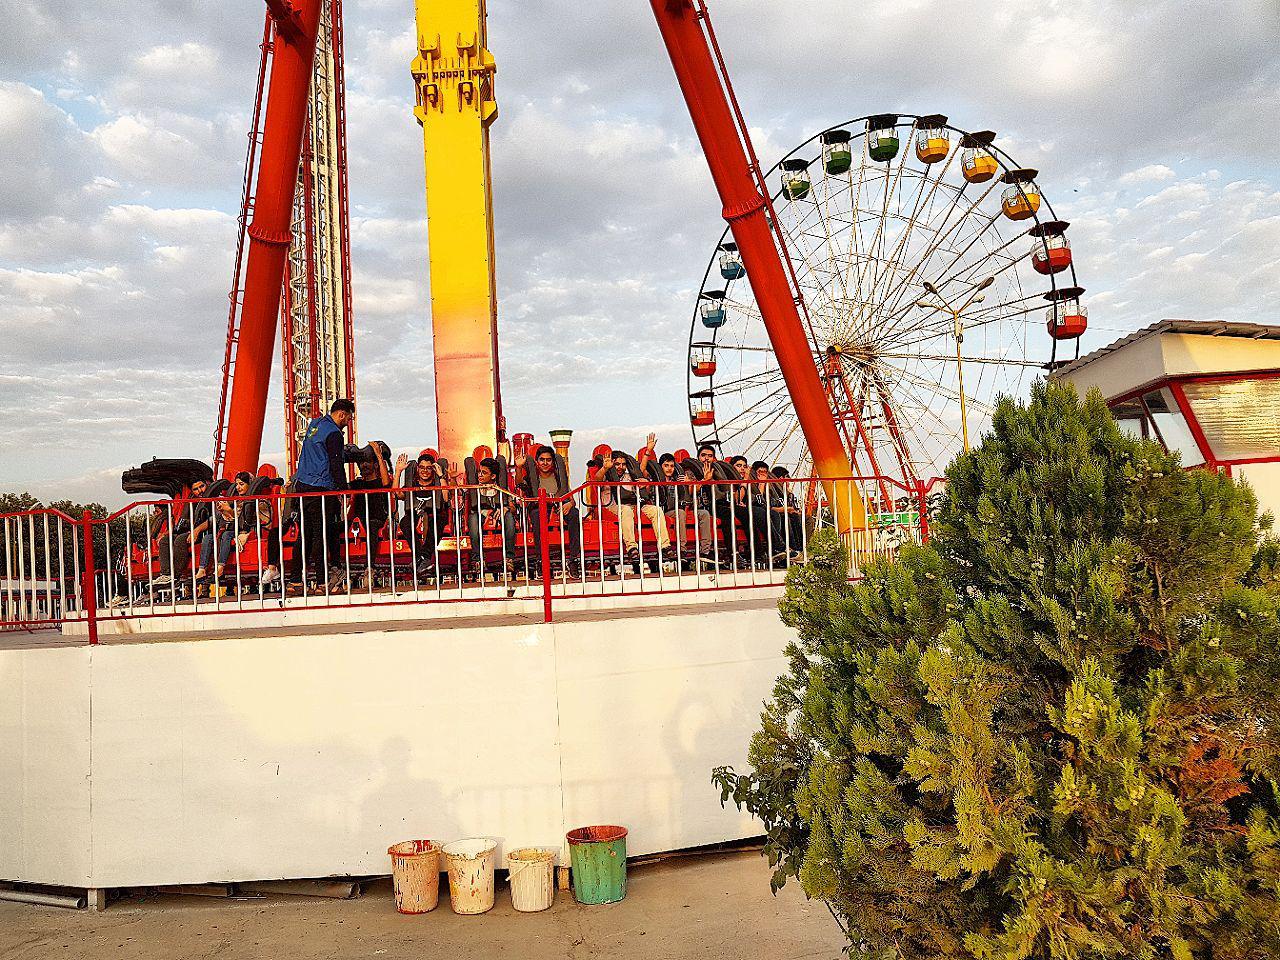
[0,852,845,960]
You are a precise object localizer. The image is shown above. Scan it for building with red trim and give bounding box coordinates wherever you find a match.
[1053,319,1280,518]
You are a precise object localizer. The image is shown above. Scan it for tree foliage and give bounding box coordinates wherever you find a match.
[0,491,119,577]
[715,381,1280,959]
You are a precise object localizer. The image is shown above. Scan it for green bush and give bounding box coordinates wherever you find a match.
[715,381,1280,959]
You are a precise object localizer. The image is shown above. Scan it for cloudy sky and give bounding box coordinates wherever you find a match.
[1,0,1277,506]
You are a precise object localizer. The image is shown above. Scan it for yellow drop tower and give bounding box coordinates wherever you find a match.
[411,0,504,465]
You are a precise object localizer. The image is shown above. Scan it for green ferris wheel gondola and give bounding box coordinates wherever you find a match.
[780,158,811,200]
[821,129,853,175]
[866,114,900,163]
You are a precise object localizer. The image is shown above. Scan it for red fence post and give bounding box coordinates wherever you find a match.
[80,510,99,646]
[538,491,553,624]
[916,483,930,545]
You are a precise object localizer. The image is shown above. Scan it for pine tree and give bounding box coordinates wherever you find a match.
[715,381,1280,959]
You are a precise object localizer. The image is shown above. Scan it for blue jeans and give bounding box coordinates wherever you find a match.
[199,529,235,570]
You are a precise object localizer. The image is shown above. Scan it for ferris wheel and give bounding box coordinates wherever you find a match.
[687,113,1088,491]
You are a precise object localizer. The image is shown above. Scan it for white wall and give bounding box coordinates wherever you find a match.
[0,602,789,888]
[0,646,92,887]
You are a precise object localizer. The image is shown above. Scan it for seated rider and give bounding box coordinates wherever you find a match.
[347,441,393,550]
[655,453,714,560]
[516,444,582,577]
[467,457,517,572]
[603,436,671,562]
[154,477,209,585]
[748,460,778,562]
[396,451,447,573]
[194,472,253,586]
[769,465,805,560]
[696,444,743,559]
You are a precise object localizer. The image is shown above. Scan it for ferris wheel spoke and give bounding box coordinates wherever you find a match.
[845,153,871,308]
[724,296,764,324]
[878,383,966,470]
[735,399,800,455]
[915,209,1005,292]
[811,175,854,309]
[873,183,1002,335]
[954,290,1046,324]
[875,226,1002,343]
[874,350,1046,368]
[708,368,785,397]
[858,162,898,319]
[707,342,773,354]
[886,295,1046,352]
[865,156,953,315]
[711,380,792,438]
[939,232,1030,291]
[891,363,997,417]
[784,227,846,337]
[760,418,805,466]
[716,392,794,449]
[853,136,911,325]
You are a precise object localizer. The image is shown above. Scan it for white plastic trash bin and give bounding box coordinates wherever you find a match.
[507,848,556,913]
[443,838,498,915]
[387,840,441,914]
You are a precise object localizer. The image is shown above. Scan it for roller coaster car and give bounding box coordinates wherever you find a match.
[120,464,220,585]
[121,458,215,500]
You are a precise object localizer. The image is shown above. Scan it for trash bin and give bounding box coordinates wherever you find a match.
[566,825,628,905]
[442,838,498,915]
[507,847,556,913]
[387,840,441,914]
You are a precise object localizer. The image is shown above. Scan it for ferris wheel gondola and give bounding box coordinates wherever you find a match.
[685,113,1090,489]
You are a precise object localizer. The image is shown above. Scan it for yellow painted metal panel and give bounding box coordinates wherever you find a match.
[412,0,502,466]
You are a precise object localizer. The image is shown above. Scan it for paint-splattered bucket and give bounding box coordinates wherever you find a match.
[442,838,498,915]
[566,825,628,905]
[387,840,440,914]
[507,848,556,913]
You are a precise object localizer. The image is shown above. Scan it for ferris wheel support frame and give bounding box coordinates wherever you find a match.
[822,351,893,507]
[648,0,865,531]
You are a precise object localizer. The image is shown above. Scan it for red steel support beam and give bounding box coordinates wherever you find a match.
[223,0,325,477]
[648,0,861,529]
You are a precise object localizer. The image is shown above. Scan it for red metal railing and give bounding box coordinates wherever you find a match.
[0,475,941,643]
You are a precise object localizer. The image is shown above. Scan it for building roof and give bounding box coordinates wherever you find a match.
[1053,319,1280,378]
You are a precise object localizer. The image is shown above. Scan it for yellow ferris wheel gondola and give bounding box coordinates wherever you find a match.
[959,130,999,184]
[1000,168,1042,221]
[915,114,950,164]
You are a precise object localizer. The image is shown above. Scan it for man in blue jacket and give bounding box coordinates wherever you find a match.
[290,398,355,590]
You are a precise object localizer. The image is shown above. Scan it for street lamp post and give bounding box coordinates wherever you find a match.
[915,276,994,454]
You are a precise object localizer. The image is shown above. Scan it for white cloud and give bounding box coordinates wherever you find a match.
[1120,164,1177,185]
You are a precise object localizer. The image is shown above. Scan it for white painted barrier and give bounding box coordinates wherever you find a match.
[0,599,790,889]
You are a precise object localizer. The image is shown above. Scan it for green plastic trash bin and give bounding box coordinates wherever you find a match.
[566,825,628,905]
